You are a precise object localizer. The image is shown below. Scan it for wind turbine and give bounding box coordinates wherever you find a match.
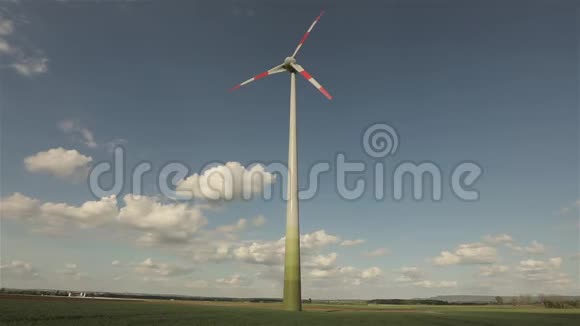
[230,10,332,311]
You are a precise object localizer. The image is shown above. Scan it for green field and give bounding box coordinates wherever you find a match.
[1,296,580,325]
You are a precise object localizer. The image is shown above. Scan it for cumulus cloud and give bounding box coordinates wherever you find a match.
[0,192,40,219]
[232,230,340,268]
[233,239,284,266]
[119,195,208,245]
[394,266,456,288]
[482,234,513,245]
[433,242,497,265]
[364,247,389,257]
[340,239,365,247]
[216,218,247,234]
[252,215,266,227]
[479,265,509,277]
[185,280,209,289]
[58,120,98,148]
[395,267,422,283]
[360,266,382,279]
[0,19,14,35]
[58,263,86,280]
[216,274,250,287]
[0,192,118,230]
[307,265,381,288]
[40,197,118,227]
[24,148,92,179]
[300,230,340,249]
[58,119,128,151]
[303,253,338,269]
[176,162,275,200]
[1,192,212,244]
[517,257,561,274]
[412,280,457,289]
[134,258,193,279]
[0,260,39,280]
[0,15,48,77]
[507,241,546,255]
[557,199,580,217]
[516,257,571,287]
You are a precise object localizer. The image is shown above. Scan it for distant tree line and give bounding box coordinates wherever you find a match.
[1,288,578,308]
[540,295,579,309]
[368,299,450,305]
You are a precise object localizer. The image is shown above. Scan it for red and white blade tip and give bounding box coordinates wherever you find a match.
[292,64,332,100]
[292,10,326,58]
[229,70,273,91]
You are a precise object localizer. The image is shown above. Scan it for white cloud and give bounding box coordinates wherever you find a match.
[134,258,193,278]
[0,38,12,54]
[216,274,250,287]
[307,265,380,288]
[364,247,389,257]
[111,260,120,266]
[252,215,266,227]
[24,147,92,179]
[0,192,40,219]
[482,234,513,245]
[394,266,456,288]
[12,57,48,76]
[232,230,341,268]
[360,266,382,279]
[557,199,580,217]
[58,120,98,148]
[0,192,118,229]
[340,239,365,246]
[395,267,422,283]
[233,239,284,266]
[516,257,571,288]
[507,240,546,255]
[303,253,338,269]
[0,260,39,280]
[216,218,247,233]
[0,19,14,35]
[479,265,509,277]
[1,192,211,245]
[300,230,340,249]
[58,263,86,280]
[119,195,208,244]
[40,196,118,227]
[176,162,275,200]
[412,280,457,289]
[0,16,48,77]
[185,280,208,289]
[517,257,561,273]
[433,242,497,265]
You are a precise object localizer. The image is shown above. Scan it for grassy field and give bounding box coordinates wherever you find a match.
[1,295,580,325]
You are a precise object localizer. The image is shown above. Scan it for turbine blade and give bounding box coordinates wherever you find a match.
[291,63,332,100]
[230,65,285,91]
[291,10,324,58]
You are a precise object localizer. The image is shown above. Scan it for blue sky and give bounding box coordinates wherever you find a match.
[0,0,578,299]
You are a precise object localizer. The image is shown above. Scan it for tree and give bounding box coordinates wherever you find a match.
[495,296,504,305]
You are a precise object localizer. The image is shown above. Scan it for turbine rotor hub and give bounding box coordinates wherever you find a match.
[284,56,296,65]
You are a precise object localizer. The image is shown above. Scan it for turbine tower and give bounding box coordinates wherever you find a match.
[230,11,332,311]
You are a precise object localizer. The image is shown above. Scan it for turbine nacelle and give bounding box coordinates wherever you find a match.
[229,9,332,101]
[283,57,297,70]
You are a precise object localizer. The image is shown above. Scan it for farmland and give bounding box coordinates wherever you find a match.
[1,295,579,326]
